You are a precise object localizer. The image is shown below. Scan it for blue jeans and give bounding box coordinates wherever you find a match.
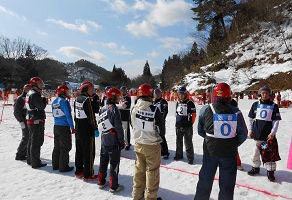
[194,154,237,200]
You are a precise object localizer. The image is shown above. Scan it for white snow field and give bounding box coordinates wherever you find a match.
[0,99,291,200]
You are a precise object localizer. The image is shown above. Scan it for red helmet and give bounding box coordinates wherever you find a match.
[106,88,121,100]
[29,77,44,88]
[212,83,231,98]
[80,80,94,91]
[56,85,69,96]
[137,84,153,97]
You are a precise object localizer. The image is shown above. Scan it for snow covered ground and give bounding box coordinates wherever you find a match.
[0,99,291,200]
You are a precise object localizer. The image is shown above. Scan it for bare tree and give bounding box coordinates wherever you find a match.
[0,36,48,59]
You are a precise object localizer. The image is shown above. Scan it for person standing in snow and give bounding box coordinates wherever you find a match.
[174,86,196,164]
[26,77,48,168]
[117,86,132,150]
[74,80,99,182]
[153,88,169,159]
[52,85,75,172]
[194,83,248,200]
[131,83,164,200]
[14,84,32,161]
[97,88,124,192]
[247,85,281,182]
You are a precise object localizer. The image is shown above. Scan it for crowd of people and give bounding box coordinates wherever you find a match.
[9,76,292,200]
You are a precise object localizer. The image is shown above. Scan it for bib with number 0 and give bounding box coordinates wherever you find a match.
[52,103,65,117]
[98,111,113,134]
[177,103,188,116]
[213,113,238,139]
[210,104,238,139]
[255,103,273,121]
[135,109,155,132]
[75,101,87,119]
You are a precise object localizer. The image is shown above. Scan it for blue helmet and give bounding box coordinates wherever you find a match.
[178,86,187,94]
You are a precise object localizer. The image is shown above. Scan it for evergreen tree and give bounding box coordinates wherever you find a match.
[192,0,237,36]
[143,60,152,76]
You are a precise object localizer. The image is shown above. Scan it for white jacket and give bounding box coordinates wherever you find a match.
[131,99,163,145]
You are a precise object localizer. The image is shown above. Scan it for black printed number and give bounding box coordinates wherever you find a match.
[180,107,184,115]
[142,121,145,129]
[77,110,81,117]
[102,123,106,130]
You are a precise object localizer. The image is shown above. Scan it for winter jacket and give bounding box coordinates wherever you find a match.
[118,95,131,122]
[92,94,100,114]
[176,99,196,127]
[52,96,74,128]
[13,92,27,122]
[198,103,248,157]
[154,98,168,121]
[26,89,47,122]
[131,98,163,145]
[98,102,124,146]
[74,93,97,137]
[248,100,281,141]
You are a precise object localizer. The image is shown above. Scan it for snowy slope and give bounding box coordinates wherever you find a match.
[0,99,291,200]
[180,9,292,93]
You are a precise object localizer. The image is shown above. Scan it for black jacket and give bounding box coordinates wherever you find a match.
[198,103,248,157]
[154,98,168,121]
[13,92,27,122]
[119,95,131,121]
[74,94,98,137]
[26,89,47,121]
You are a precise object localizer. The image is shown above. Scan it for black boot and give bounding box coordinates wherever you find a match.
[248,167,260,176]
[267,171,275,182]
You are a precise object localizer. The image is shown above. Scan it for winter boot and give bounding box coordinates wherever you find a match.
[83,175,98,183]
[109,185,124,193]
[267,171,275,182]
[60,166,74,172]
[15,154,26,161]
[248,167,260,176]
[32,163,47,169]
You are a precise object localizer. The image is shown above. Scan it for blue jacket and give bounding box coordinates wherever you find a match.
[52,96,74,128]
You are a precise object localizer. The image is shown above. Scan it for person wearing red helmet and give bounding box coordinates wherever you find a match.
[74,80,98,182]
[14,84,32,161]
[247,85,281,182]
[194,82,247,200]
[175,86,196,164]
[26,77,48,169]
[97,87,125,192]
[131,83,164,200]
[51,85,75,172]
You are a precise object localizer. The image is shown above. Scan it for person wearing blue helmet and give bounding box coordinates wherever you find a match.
[175,86,196,164]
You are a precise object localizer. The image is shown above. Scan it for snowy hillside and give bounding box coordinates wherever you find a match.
[0,99,291,200]
[181,5,292,93]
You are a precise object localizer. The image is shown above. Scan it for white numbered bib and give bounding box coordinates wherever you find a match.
[75,101,87,119]
[255,104,273,121]
[98,111,113,133]
[135,109,155,132]
[213,113,237,139]
[177,103,188,116]
[52,104,65,117]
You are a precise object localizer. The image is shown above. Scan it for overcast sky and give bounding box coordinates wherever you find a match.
[0,0,202,78]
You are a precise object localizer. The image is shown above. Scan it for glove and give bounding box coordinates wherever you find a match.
[119,141,125,150]
[19,122,26,129]
[94,129,100,137]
